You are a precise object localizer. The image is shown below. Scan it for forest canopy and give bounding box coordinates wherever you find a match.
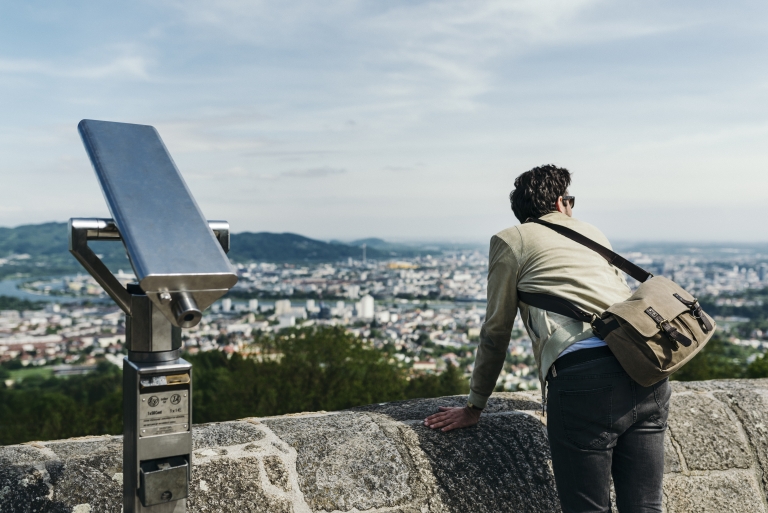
[0,326,467,445]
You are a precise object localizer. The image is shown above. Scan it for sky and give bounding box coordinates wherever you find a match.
[0,1,767,243]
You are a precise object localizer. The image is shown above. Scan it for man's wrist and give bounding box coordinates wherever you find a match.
[467,390,489,410]
[467,401,484,412]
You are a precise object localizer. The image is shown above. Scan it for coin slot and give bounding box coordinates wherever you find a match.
[139,456,188,507]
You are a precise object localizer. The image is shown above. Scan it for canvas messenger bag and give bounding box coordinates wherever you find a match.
[518,218,716,386]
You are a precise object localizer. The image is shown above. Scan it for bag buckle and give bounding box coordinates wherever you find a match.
[673,293,712,333]
[654,318,680,349]
[645,306,691,348]
[589,313,603,339]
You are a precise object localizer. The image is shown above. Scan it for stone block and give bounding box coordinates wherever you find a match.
[50,453,122,513]
[663,433,681,474]
[714,387,768,498]
[264,412,415,512]
[0,462,65,513]
[45,436,122,461]
[0,444,53,466]
[667,393,750,471]
[188,457,293,513]
[413,412,560,513]
[264,455,290,491]
[0,440,124,513]
[664,470,766,513]
[193,421,266,450]
[349,393,541,422]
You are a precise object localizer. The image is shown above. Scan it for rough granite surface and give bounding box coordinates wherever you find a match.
[2,381,768,512]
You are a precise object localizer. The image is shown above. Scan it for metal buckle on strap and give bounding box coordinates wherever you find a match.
[590,313,617,340]
[589,313,600,338]
[645,307,667,327]
[644,306,691,348]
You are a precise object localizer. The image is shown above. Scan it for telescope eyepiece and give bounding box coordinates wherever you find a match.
[171,293,202,328]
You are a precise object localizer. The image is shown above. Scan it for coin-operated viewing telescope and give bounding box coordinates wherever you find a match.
[69,120,237,513]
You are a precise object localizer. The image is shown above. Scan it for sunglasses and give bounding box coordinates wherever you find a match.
[561,195,575,208]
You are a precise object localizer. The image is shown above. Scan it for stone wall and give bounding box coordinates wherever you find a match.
[2,379,768,512]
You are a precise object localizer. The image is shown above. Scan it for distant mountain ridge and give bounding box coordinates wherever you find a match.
[0,222,130,272]
[347,238,417,252]
[228,232,380,263]
[0,223,417,276]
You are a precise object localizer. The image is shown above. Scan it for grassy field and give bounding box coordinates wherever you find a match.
[8,366,53,382]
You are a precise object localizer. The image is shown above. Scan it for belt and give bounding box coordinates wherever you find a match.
[548,346,614,379]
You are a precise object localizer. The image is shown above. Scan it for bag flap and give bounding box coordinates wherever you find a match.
[605,276,691,338]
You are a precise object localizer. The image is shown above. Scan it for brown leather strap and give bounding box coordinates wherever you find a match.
[673,293,713,333]
[644,307,692,347]
[525,217,653,283]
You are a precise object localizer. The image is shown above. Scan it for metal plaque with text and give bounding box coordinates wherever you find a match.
[139,390,189,437]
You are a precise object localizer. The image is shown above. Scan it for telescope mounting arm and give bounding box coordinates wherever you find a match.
[69,218,132,314]
[68,218,232,317]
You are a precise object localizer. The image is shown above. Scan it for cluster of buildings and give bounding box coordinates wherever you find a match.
[622,249,768,296]
[20,270,136,298]
[230,252,488,302]
[3,244,768,391]
[0,286,539,392]
[22,247,768,304]
[0,303,124,386]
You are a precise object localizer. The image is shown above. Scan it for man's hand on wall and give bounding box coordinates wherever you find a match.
[423,406,481,432]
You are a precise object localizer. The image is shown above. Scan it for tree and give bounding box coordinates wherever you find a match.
[747,353,768,378]
[406,364,468,398]
[671,336,745,381]
[191,326,410,422]
[0,362,122,445]
[190,326,469,423]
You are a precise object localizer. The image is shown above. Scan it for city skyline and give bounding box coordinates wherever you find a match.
[1,1,767,242]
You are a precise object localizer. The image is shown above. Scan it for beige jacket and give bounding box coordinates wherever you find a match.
[468,212,632,408]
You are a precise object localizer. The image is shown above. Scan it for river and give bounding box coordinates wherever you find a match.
[0,279,92,304]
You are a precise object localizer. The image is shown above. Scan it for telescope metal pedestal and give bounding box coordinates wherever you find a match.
[123,357,192,513]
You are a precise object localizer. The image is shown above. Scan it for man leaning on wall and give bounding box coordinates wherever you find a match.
[424,165,670,513]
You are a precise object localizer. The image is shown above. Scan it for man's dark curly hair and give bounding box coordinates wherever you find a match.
[509,164,572,223]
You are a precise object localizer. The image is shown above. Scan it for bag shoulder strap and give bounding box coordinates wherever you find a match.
[517,289,620,339]
[517,290,593,323]
[525,217,652,283]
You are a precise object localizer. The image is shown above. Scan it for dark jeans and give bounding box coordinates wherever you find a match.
[546,352,670,513]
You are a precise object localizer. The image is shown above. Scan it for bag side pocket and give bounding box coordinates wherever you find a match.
[560,385,613,449]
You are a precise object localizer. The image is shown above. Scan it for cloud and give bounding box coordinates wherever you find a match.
[0,58,44,73]
[161,0,688,114]
[70,56,150,80]
[0,55,151,80]
[382,165,412,172]
[156,117,277,154]
[281,167,347,178]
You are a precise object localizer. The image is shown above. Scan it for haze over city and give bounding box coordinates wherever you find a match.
[1,1,767,242]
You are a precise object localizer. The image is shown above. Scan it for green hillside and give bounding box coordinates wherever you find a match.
[228,232,380,263]
[0,222,130,278]
[0,223,418,277]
